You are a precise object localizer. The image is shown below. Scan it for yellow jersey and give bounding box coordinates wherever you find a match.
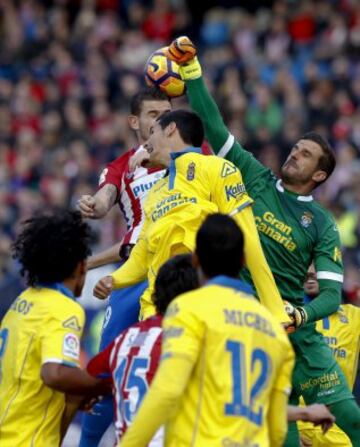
[0,285,85,447]
[112,148,289,324]
[298,304,360,446]
[161,276,294,447]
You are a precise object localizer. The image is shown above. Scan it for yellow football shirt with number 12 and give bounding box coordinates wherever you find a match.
[162,276,294,447]
[0,285,85,447]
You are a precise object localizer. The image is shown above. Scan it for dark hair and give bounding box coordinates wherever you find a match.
[13,210,95,287]
[157,110,204,147]
[196,213,244,278]
[153,254,199,315]
[130,87,170,116]
[301,132,336,187]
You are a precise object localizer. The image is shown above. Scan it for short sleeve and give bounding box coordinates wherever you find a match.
[208,158,253,216]
[98,153,129,193]
[314,220,344,284]
[87,342,113,377]
[273,339,295,396]
[41,303,85,368]
[161,298,203,363]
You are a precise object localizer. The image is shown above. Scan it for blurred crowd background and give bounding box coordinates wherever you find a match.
[1,0,360,419]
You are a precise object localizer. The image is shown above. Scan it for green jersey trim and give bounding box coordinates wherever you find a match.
[218,133,234,158]
[317,271,344,282]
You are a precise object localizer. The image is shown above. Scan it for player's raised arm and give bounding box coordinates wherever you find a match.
[166,37,268,186]
[208,157,290,324]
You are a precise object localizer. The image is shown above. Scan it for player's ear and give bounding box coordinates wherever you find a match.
[312,170,327,184]
[165,121,177,138]
[128,115,140,131]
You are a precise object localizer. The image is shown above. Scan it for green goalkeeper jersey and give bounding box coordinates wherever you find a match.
[187,77,343,323]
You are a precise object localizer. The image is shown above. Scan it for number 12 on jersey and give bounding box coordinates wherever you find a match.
[225,340,271,426]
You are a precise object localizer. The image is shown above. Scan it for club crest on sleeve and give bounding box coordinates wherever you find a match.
[221,162,237,178]
[300,212,313,228]
[62,316,81,331]
[187,162,195,181]
[63,333,80,360]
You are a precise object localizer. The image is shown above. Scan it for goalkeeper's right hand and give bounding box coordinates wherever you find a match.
[165,36,202,81]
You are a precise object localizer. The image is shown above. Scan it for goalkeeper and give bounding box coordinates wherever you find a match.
[164,37,360,446]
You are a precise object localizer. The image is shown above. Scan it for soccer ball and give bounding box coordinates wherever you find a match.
[144,48,185,98]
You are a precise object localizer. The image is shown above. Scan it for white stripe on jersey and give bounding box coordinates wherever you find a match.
[317,271,344,282]
[218,133,235,158]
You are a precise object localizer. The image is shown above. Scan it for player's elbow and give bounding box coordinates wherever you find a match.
[41,362,69,390]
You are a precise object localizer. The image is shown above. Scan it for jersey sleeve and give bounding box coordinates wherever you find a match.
[40,302,85,368]
[161,298,204,363]
[314,220,343,283]
[87,342,113,377]
[304,219,344,322]
[186,76,269,189]
[272,338,295,395]
[98,152,130,196]
[207,157,253,215]
[111,217,149,288]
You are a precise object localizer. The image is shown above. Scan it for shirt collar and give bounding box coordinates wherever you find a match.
[37,282,75,300]
[276,179,313,202]
[170,146,202,160]
[206,275,254,295]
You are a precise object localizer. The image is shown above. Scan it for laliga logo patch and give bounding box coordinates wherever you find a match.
[187,162,195,181]
[63,333,80,360]
[300,211,313,228]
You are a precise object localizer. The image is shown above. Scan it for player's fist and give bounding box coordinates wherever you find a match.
[77,195,96,218]
[128,146,150,172]
[166,36,197,65]
[284,300,308,333]
[93,276,114,300]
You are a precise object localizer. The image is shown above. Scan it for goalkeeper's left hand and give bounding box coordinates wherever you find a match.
[284,300,308,333]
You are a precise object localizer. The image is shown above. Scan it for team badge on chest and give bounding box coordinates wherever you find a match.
[187,162,195,181]
[300,211,313,228]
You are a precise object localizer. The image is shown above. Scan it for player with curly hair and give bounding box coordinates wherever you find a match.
[0,210,109,446]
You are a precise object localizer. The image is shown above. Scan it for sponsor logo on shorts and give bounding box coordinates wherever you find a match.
[63,333,80,360]
[300,371,340,392]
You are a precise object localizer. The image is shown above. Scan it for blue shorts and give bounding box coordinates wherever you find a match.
[99,280,148,350]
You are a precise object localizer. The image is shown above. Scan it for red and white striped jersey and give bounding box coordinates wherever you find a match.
[98,146,166,246]
[87,315,163,443]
